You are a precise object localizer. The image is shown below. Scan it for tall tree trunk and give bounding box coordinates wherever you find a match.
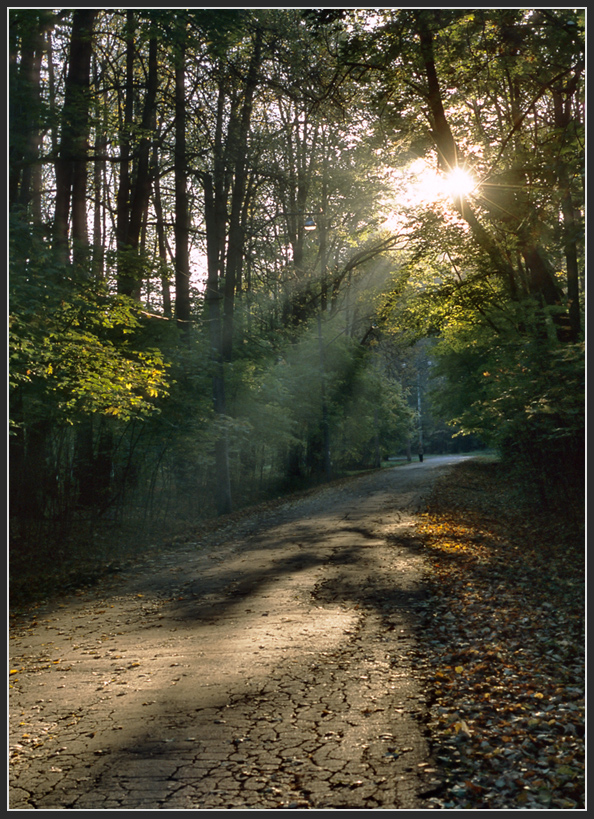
[116,10,134,295]
[92,116,106,279]
[553,87,582,341]
[53,9,97,268]
[199,33,263,513]
[152,142,173,317]
[127,34,158,248]
[414,12,457,173]
[174,24,191,324]
[222,28,263,360]
[197,78,235,514]
[9,12,45,221]
[279,104,319,327]
[202,171,232,515]
[119,30,159,300]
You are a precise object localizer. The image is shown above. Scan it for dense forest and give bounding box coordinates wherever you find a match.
[9,9,584,571]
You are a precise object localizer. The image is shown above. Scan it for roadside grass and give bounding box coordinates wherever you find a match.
[416,458,585,810]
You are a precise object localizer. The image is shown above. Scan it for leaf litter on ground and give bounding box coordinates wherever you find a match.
[414,458,585,810]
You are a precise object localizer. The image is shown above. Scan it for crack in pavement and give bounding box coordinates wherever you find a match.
[9,456,472,809]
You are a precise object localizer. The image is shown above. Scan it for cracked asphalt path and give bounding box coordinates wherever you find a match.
[9,455,471,809]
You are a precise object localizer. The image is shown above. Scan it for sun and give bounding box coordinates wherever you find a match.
[382,159,479,231]
[443,166,477,200]
[409,160,477,205]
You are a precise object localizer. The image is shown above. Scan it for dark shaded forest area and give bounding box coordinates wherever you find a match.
[9,9,584,586]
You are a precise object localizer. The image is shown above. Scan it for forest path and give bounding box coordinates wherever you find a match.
[9,455,472,810]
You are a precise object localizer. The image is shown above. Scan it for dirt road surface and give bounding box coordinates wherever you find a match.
[9,455,473,810]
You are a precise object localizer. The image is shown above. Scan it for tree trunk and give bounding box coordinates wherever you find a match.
[53,9,97,267]
[415,12,458,173]
[116,11,134,295]
[152,144,172,316]
[174,24,191,324]
[119,30,159,300]
[127,33,158,248]
[202,170,232,515]
[222,28,263,361]
[553,88,582,341]
[91,51,106,279]
[10,12,45,222]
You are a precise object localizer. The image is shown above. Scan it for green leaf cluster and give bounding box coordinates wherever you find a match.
[10,232,170,430]
[429,313,584,504]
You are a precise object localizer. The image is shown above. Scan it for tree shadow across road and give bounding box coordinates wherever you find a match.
[10,456,475,809]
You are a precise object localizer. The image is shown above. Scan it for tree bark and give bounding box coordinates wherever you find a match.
[91,50,106,278]
[553,87,582,341]
[10,11,45,222]
[53,9,97,268]
[152,144,172,317]
[202,170,232,515]
[174,24,191,324]
[415,12,458,173]
[222,28,263,361]
[116,11,134,294]
[119,29,159,299]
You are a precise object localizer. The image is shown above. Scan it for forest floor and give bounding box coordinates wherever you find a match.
[9,455,585,810]
[416,459,585,809]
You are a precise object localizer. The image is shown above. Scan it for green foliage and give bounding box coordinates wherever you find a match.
[430,316,583,443]
[271,318,412,472]
[228,358,296,449]
[333,364,412,468]
[10,228,171,430]
[429,314,584,505]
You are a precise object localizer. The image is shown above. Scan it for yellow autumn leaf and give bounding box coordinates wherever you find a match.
[454,665,464,673]
[453,720,471,736]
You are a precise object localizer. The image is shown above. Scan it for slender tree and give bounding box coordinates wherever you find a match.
[53,9,97,268]
[116,10,135,294]
[174,16,191,325]
[118,19,159,299]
